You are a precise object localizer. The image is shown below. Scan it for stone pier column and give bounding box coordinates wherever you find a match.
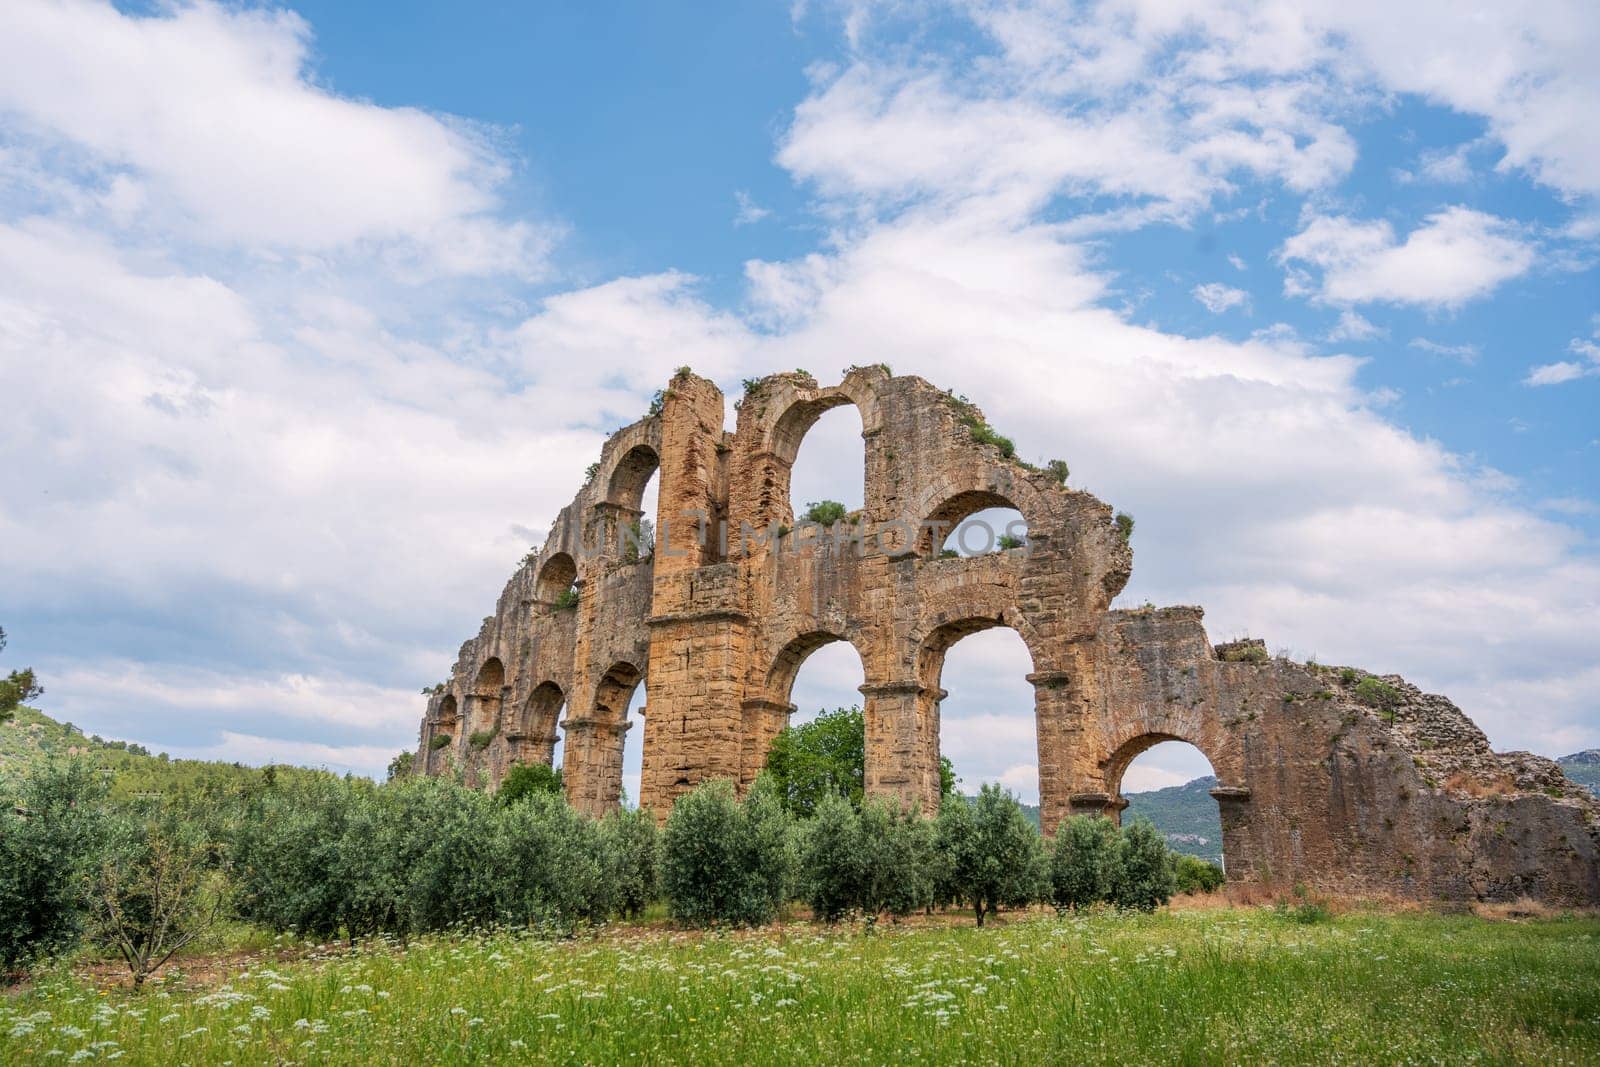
[1029,669,1084,837]
[740,697,795,789]
[862,681,942,814]
[562,716,632,818]
[1210,785,1255,881]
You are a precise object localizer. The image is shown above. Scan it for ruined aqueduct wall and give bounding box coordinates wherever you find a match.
[415,367,1600,904]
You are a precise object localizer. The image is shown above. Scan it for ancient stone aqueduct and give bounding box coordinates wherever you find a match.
[415,366,1599,903]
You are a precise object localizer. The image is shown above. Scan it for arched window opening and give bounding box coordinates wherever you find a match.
[468,658,505,738]
[434,694,459,739]
[933,626,1038,807]
[786,401,865,530]
[536,552,578,607]
[608,446,660,561]
[921,491,1028,557]
[510,681,565,769]
[1114,739,1225,874]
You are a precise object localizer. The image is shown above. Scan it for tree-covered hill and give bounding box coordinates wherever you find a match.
[1558,751,1600,797]
[0,704,333,800]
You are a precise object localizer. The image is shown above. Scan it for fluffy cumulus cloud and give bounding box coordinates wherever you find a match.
[0,0,546,274]
[1279,207,1536,308]
[3,0,1597,788]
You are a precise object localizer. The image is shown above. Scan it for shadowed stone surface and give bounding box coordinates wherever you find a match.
[415,368,1600,904]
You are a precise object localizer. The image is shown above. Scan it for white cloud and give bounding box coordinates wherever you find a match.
[1280,207,1535,308]
[1192,282,1251,314]
[734,190,772,226]
[1327,310,1384,342]
[0,0,549,275]
[1525,335,1600,386]
[1409,337,1479,363]
[1396,142,1477,185]
[1228,254,1247,271]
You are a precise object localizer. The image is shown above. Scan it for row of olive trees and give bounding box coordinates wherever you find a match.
[3,755,1198,983]
[665,777,1184,928]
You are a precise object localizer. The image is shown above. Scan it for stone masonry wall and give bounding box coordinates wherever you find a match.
[414,368,1600,903]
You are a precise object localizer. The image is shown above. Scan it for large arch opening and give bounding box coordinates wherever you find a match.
[468,658,506,738]
[921,490,1029,557]
[783,399,865,530]
[922,622,1038,807]
[754,632,868,806]
[1110,737,1227,874]
[536,552,578,606]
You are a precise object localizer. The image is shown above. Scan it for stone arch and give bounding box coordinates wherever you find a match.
[507,681,565,767]
[535,552,578,604]
[741,629,870,788]
[1098,731,1249,877]
[605,445,660,513]
[594,660,645,721]
[912,474,1048,557]
[566,660,647,816]
[425,693,460,774]
[763,629,868,706]
[917,489,1030,555]
[467,657,506,735]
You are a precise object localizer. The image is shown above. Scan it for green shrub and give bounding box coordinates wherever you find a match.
[965,419,1017,459]
[1219,642,1269,664]
[798,792,862,922]
[801,500,848,526]
[499,763,563,805]
[998,533,1026,550]
[1355,677,1401,713]
[1114,512,1135,542]
[1277,884,1332,924]
[468,729,496,750]
[554,587,580,610]
[598,807,659,921]
[1050,814,1121,910]
[1170,853,1225,895]
[857,798,937,919]
[1113,819,1175,911]
[0,760,108,972]
[661,777,792,927]
[491,792,607,934]
[936,785,1045,926]
[428,734,452,751]
[1339,667,1360,685]
[1045,459,1070,485]
[87,806,222,988]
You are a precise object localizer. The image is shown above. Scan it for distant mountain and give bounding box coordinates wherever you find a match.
[1558,751,1600,798]
[1125,776,1223,865]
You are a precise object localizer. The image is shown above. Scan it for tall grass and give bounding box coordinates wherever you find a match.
[3,909,1597,1064]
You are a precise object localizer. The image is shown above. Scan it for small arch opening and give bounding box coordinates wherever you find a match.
[468,658,506,736]
[536,552,578,606]
[786,637,867,730]
[932,625,1038,806]
[510,681,565,769]
[1113,738,1226,874]
[433,693,459,739]
[921,491,1029,556]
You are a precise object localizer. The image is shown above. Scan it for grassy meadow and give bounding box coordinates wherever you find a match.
[3,907,1597,1065]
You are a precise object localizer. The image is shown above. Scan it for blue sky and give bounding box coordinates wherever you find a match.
[1,0,1596,800]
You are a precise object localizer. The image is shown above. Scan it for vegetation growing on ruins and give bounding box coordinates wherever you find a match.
[799,499,848,526]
